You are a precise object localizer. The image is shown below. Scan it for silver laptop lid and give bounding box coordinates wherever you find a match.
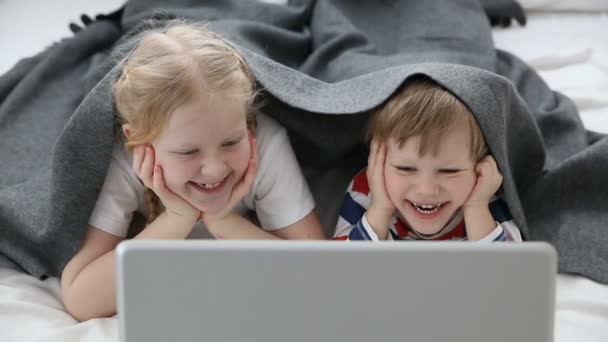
[117,240,556,342]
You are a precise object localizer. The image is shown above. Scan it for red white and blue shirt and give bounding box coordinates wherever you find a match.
[334,169,522,242]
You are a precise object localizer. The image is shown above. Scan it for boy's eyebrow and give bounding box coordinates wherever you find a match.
[389,157,468,165]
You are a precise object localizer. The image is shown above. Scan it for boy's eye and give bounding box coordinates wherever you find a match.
[439,169,461,174]
[395,166,416,172]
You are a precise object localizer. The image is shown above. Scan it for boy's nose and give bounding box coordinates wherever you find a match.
[415,175,440,197]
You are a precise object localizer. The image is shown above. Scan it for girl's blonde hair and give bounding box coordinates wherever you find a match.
[367,76,487,160]
[113,20,257,223]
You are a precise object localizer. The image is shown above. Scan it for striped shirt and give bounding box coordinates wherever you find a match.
[334,169,522,242]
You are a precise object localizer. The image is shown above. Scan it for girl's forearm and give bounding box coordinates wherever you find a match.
[62,248,119,321]
[62,212,198,321]
[134,211,199,240]
[205,213,280,240]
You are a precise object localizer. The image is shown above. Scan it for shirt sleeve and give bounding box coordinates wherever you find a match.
[88,148,144,237]
[252,115,315,230]
[333,172,380,241]
[476,220,523,242]
[475,198,523,242]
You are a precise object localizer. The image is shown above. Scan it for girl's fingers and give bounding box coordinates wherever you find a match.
[249,133,258,163]
[152,164,170,199]
[140,147,155,187]
[132,145,144,175]
[242,135,258,189]
[244,155,258,186]
[234,154,258,200]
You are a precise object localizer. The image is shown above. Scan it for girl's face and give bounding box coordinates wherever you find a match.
[152,92,251,214]
[384,119,478,235]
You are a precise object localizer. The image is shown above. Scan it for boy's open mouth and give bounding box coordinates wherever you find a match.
[410,201,446,215]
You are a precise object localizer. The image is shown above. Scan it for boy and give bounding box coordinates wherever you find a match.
[334,76,522,242]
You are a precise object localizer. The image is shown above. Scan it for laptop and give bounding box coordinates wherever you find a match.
[116,240,556,342]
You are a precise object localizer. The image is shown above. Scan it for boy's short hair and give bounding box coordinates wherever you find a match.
[366,76,488,161]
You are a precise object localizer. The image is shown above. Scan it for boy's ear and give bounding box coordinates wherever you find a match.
[122,124,133,139]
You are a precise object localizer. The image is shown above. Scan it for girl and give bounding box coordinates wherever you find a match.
[61,20,326,321]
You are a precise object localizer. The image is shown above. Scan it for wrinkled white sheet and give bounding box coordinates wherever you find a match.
[2,268,608,342]
[493,12,608,133]
[1,8,607,342]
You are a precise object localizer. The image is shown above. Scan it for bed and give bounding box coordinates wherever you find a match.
[1,1,607,341]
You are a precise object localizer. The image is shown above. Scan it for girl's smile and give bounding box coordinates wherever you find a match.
[152,91,252,214]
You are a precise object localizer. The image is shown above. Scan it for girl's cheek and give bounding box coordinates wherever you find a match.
[161,157,198,180]
[229,144,251,169]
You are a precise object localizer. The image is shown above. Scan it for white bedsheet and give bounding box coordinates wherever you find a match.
[1,7,608,342]
[2,268,607,342]
[493,12,608,133]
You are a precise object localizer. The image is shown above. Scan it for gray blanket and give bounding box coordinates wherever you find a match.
[1,0,606,283]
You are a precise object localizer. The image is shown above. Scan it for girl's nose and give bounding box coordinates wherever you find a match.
[200,154,226,178]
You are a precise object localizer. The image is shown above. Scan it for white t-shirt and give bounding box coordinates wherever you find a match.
[88,113,315,237]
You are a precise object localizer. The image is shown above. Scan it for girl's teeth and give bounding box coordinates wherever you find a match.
[199,181,221,189]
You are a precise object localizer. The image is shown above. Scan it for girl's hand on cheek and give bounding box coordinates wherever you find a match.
[132,144,201,220]
[464,155,503,210]
[201,133,258,227]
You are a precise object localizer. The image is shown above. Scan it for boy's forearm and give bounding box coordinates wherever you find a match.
[205,213,280,240]
[463,205,496,241]
[365,205,393,240]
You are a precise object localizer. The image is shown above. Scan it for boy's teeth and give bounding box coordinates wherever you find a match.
[412,202,443,214]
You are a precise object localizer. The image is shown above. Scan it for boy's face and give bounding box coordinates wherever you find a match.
[152,92,251,214]
[384,119,477,235]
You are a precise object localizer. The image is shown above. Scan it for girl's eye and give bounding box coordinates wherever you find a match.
[177,149,198,156]
[222,138,242,148]
[439,169,461,174]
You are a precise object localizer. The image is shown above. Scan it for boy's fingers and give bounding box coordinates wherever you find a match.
[368,140,376,168]
[378,143,386,162]
[374,143,385,172]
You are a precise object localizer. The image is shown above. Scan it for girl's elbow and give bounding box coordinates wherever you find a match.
[62,285,106,322]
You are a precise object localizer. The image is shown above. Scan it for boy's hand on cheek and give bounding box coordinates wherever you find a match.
[202,133,258,229]
[367,140,395,221]
[464,155,503,210]
[133,145,201,221]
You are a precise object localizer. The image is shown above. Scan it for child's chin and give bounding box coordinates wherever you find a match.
[406,216,449,236]
[194,199,229,214]
[414,225,445,236]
